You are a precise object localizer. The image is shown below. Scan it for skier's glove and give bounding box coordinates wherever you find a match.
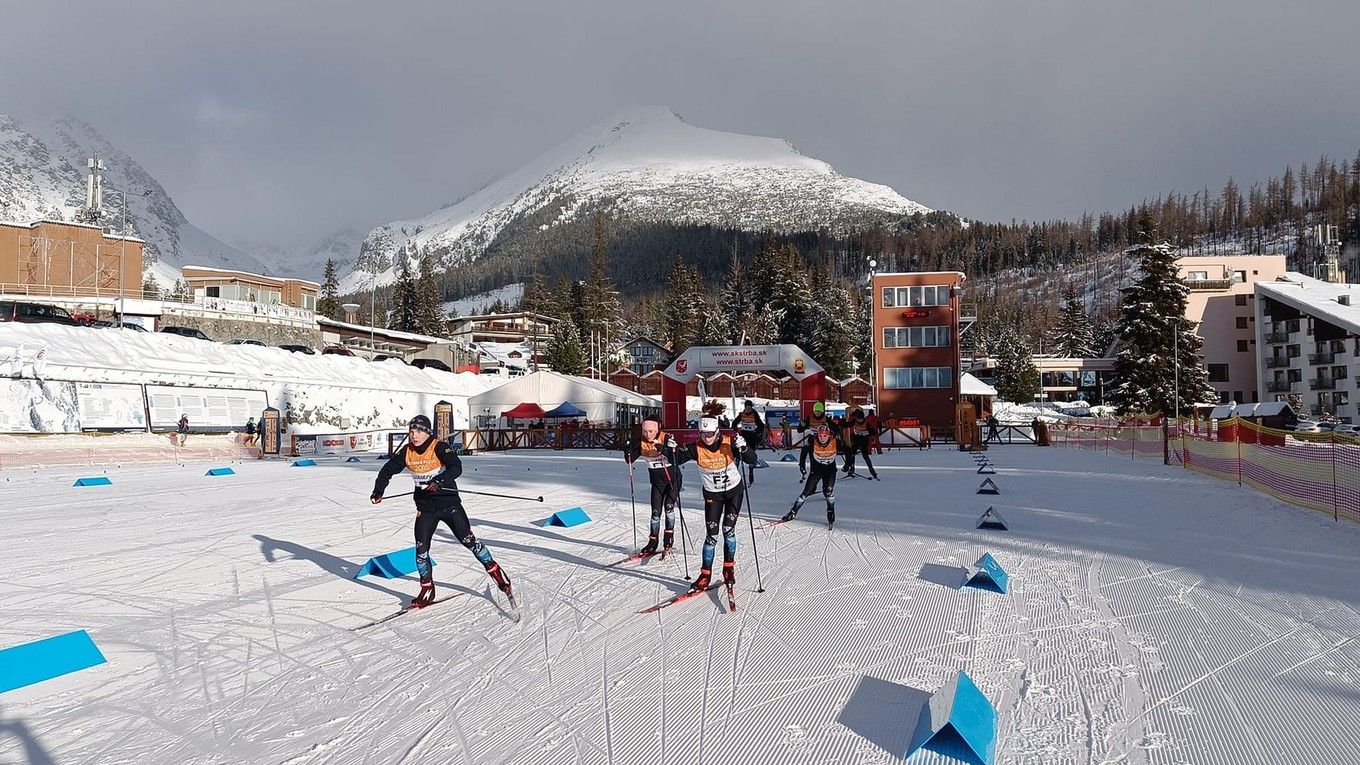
[370,491,383,504]
[734,438,747,451]
[665,435,677,449]
[424,480,440,493]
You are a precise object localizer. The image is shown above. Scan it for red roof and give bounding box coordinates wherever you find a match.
[501,402,546,419]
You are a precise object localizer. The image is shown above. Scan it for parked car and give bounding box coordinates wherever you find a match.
[223,338,266,346]
[96,320,149,332]
[410,358,452,372]
[372,354,407,363]
[278,344,317,354]
[0,300,79,326]
[321,344,356,356]
[1332,423,1359,437]
[160,326,214,341]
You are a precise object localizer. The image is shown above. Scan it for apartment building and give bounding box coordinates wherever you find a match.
[1256,272,1359,421]
[1177,255,1288,404]
[870,271,968,430]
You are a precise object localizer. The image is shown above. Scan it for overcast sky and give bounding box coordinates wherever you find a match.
[3,1,1357,249]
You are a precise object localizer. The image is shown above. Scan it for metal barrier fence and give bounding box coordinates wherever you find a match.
[1049,417,1360,523]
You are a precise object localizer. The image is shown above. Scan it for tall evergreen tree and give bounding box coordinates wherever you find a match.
[661,256,704,356]
[718,248,746,344]
[544,318,586,375]
[415,251,446,336]
[992,328,1042,403]
[579,217,624,371]
[1107,221,1217,416]
[517,260,554,318]
[1050,284,1095,357]
[317,259,341,319]
[390,256,419,332]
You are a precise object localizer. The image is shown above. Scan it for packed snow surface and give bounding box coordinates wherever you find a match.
[2,445,1359,763]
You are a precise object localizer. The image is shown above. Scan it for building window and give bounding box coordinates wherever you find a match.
[883,367,953,389]
[1207,363,1230,382]
[882,326,951,348]
[1237,340,1249,352]
[1234,270,1246,283]
[881,285,950,308]
[1233,390,1244,402]
[1187,270,1208,280]
[1235,294,1248,306]
[1235,317,1249,329]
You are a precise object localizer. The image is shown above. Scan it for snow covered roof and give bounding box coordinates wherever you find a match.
[1256,272,1360,336]
[960,372,998,396]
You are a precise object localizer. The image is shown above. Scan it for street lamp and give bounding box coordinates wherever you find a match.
[866,257,877,406]
[106,186,149,316]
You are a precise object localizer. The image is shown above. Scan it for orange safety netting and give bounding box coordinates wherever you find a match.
[1049,416,1360,524]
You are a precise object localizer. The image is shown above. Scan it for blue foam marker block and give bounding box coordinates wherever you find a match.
[780,453,797,462]
[976,478,1000,495]
[353,547,434,579]
[755,459,770,469]
[906,670,997,765]
[346,456,361,463]
[73,476,111,487]
[377,454,390,460]
[205,467,235,476]
[291,459,316,467]
[0,630,107,694]
[966,553,1009,594]
[977,464,996,474]
[546,507,591,527]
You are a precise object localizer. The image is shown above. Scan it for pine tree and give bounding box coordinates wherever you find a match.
[992,328,1041,403]
[1049,284,1095,357]
[415,251,446,336]
[696,302,729,346]
[579,217,623,372]
[718,248,746,344]
[518,260,553,318]
[390,256,418,332]
[1107,219,1217,416]
[317,259,341,319]
[662,256,703,356]
[544,318,586,375]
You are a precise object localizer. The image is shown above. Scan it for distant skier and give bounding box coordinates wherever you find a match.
[673,407,758,591]
[798,401,831,434]
[734,400,765,484]
[841,408,880,480]
[624,415,681,556]
[177,414,190,446]
[783,424,839,526]
[370,414,512,608]
[244,416,257,447]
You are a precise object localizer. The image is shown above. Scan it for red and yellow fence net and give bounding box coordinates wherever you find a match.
[1049,417,1360,524]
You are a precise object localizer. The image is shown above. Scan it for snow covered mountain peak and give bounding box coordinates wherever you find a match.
[345,106,934,292]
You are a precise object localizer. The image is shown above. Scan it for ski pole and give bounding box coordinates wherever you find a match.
[742,458,766,593]
[627,460,638,551]
[664,464,690,580]
[379,487,545,502]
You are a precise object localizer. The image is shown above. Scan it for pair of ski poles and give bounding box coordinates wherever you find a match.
[379,486,544,502]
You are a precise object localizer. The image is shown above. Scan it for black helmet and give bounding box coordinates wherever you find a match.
[408,414,433,434]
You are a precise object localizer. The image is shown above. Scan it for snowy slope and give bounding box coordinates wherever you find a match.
[3,441,1360,763]
[0,114,270,287]
[235,227,364,283]
[344,106,935,292]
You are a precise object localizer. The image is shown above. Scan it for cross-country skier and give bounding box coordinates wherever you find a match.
[782,423,839,525]
[370,414,511,607]
[624,415,681,555]
[673,409,758,591]
[841,408,880,480]
[734,400,765,484]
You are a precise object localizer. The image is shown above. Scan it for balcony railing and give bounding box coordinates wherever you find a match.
[1265,356,1291,368]
[1185,278,1237,290]
[1265,381,1294,393]
[1309,378,1337,390]
[1308,352,1336,365]
[1265,331,1291,343]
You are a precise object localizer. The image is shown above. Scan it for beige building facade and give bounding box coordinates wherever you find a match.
[1177,254,1287,405]
[0,219,144,299]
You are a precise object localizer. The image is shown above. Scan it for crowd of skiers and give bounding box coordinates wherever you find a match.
[368,399,897,608]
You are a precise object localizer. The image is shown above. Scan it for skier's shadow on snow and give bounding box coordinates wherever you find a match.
[470,514,620,553]
[0,704,56,765]
[252,534,412,600]
[836,674,931,758]
[435,526,683,589]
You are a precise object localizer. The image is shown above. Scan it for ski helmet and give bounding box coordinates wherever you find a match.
[408,414,433,434]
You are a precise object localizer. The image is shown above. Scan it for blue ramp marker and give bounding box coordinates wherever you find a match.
[0,630,107,694]
[205,467,235,476]
[73,476,111,487]
[754,459,770,469]
[965,553,1009,594]
[354,547,434,579]
[780,453,797,462]
[905,670,997,765]
[977,507,1009,531]
[976,478,1000,495]
[346,456,362,463]
[291,459,316,467]
[977,464,996,475]
[546,507,591,527]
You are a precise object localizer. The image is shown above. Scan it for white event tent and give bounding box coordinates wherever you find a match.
[465,370,659,426]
